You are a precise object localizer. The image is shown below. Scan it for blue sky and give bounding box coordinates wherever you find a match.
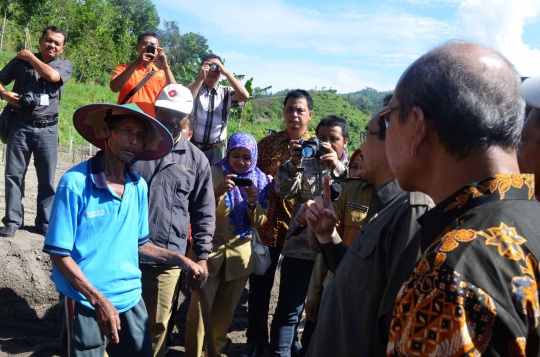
[154,0,540,94]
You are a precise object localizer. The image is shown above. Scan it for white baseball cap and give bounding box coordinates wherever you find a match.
[155,84,193,114]
[522,76,540,108]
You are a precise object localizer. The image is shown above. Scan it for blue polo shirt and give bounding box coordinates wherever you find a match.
[43,151,150,313]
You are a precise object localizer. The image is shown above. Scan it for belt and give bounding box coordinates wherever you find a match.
[192,140,222,151]
[26,117,58,128]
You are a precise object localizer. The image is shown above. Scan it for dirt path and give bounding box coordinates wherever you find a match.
[0,148,280,356]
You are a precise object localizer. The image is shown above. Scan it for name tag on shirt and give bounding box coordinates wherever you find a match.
[348,202,369,213]
[40,94,49,106]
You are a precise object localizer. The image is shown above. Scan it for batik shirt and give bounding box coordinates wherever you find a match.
[387,174,540,357]
[256,130,313,247]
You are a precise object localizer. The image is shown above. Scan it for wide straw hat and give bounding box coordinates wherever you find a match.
[522,76,540,108]
[73,103,173,160]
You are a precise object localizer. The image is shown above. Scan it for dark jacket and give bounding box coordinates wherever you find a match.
[131,134,215,261]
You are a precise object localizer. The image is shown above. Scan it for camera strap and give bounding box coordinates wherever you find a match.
[120,70,156,104]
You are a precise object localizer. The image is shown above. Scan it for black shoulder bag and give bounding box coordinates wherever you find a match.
[119,70,156,105]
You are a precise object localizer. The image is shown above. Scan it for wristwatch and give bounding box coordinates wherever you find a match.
[0,90,5,100]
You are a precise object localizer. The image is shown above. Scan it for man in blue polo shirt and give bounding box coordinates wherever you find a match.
[43,103,206,357]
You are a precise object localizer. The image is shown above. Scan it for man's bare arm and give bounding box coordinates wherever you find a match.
[48,254,121,343]
[138,242,206,287]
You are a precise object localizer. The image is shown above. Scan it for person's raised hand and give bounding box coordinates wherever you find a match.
[306,176,337,243]
[16,49,35,62]
[215,174,237,199]
[289,140,303,166]
[243,182,258,204]
[93,296,121,343]
[198,62,210,80]
[319,142,340,170]
[155,47,168,68]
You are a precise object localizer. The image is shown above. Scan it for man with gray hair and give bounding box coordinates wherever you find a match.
[381,42,540,355]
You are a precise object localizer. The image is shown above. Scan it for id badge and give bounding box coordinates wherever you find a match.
[40,94,50,106]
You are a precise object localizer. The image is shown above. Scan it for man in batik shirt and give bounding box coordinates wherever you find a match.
[384,42,540,356]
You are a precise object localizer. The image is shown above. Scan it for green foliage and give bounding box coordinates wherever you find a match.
[342,87,394,116]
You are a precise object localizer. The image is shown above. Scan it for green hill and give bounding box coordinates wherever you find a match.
[230,90,371,152]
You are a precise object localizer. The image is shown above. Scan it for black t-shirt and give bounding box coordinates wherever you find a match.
[0,53,73,119]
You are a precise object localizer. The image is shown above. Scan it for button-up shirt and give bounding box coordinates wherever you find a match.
[189,82,238,144]
[388,174,540,356]
[307,179,433,357]
[256,130,314,247]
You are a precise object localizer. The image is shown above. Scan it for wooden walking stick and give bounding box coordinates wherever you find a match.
[189,274,217,357]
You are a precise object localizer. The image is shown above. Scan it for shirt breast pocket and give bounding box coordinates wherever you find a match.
[334,235,377,293]
[173,179,192,211]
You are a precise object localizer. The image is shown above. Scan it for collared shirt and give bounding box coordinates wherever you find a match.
[256,130,314,247]
[189,82,238,144]
[276,157,348,261]
[387,174,540,356]
[43,151,149,313]
[130,134,215,261]
[0,53,72,119]
[111,63,167,117]
[307,179,433,357]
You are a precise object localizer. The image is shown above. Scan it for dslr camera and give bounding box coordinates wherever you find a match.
[209,63,219,72]
[18,92,40,107]
[298,137,325,158]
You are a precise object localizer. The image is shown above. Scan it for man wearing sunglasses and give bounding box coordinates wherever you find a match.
[297,96,433,356]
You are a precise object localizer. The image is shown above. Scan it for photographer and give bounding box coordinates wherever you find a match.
[110,31,175,117]
[270,115,349,356]
[0,25,72,237]
[188,54,250,165]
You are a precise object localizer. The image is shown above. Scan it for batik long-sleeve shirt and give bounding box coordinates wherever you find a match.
[387,174,540,357]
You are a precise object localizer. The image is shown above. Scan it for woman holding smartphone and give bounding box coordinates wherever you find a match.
[185,132,271,357]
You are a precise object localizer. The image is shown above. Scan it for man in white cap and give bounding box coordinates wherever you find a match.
[43,103,206,356]
[519,77,540,200]
[131,84,215,357]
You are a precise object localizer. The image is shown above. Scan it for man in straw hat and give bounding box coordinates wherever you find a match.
[42,103,206,356]
[131,84,215,357]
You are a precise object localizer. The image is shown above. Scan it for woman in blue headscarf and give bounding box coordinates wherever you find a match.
[185,132,271,357]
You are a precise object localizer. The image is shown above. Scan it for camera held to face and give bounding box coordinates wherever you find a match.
[209,63,219,72]
[18,92,41,107]
[298,137,325,158]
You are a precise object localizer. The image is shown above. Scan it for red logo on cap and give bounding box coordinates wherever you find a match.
[168,90,178,97]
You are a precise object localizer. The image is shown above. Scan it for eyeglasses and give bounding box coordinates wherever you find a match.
[140,41,158,47]
[380,104,404,128]
[359,130,385,144]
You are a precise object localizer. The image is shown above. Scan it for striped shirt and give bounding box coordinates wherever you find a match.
[188,82,238,144]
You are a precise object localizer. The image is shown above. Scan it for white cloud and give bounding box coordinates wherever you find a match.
[457,0,540,76]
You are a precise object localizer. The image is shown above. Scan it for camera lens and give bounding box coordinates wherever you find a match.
[209,64,218,72]
[302,147,315,158]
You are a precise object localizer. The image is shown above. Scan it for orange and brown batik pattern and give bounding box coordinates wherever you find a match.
[256,130,313,247]
[387,174,540,356]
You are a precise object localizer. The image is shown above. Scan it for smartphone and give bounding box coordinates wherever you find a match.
[231,177,252,187]
[145,44,156,54]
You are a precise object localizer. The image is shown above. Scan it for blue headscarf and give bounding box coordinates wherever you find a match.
[215,132,271,239]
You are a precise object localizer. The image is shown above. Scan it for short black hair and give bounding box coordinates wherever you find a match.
[201,53,223,65]
[137,32,159,44]
[316,115,349,139]
[283,89,313,110]
[42,26,67,45]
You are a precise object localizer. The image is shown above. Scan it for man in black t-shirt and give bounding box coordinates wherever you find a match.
[0,25,73,237]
